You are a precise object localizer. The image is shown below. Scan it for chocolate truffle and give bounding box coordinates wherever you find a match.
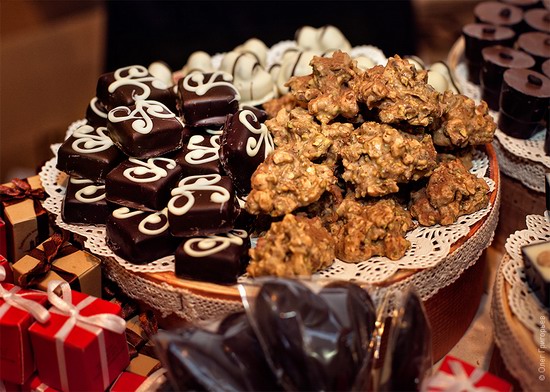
[481,45,536,110]
[106,207,177,264]
[96,65,175,111]
[522,241,550,307]
[85,97,108,127]
[105,157,183,211]
[474,2,523,30]
[56,124,124,182]
[524,9,550,33]
[174,130,223,176]
[498,69,550,138]
[107,100,185,159]
[62,176,109,225]
[463,23,516,84]
[517,32,550,71]
[174,229,250,284]
[167,174,238,237]
[220,109,275,195]
[178,71,240,127]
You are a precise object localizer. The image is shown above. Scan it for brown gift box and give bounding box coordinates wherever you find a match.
[12,235,102,297]
[126,353,161,377]
[0,176,51,262]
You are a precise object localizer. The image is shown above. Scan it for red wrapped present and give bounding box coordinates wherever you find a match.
[426,355,512,392]
[1,255,14,284]
[0,217,7,258]
[0,269,50,385]
[29,281,129,392]
[0,177,51,263]
[1,380,22,391]
[109,372,146,392]
[22,374,59,392]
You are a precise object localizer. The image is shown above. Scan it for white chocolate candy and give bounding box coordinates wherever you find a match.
[296,25,351,52]
[429,62,459,94]
[276,50,318,95]
[355,56,376,71]
[404,56,425,71]
[234,38,269,67]
[148,62,173,87]
[181,51,215,77]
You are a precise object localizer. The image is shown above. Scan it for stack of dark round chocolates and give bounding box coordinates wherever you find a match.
[56,64,275,284]
[463,0,550,142]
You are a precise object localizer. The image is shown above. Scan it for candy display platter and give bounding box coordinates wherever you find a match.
[448,36,549,193]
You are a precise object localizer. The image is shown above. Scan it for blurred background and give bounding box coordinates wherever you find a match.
[0,0,480,182]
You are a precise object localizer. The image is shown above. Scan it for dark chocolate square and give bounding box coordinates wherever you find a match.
[175,229,250,284]
[62,176,110,225]
[174,130,223,176]
[106,207,178,265]
[106,157,183,211]
[167,174,238,237]
[96,65,175,111]
[107,100,185,159]
[56,124,124,182]
[85,97,108,128]
[178,71,240,127]
[522,241,550,307]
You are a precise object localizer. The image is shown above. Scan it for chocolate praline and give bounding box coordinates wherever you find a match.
[517,32,550,71]
[474,2,523,29]
[62,176,110,225]
[174,129,224,176]
[481,45,536,110]
[85,97,108,128]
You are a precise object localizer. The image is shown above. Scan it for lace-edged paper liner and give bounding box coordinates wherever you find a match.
[455,62,549,191]
[502,214,550,351]
[41,138,495,285]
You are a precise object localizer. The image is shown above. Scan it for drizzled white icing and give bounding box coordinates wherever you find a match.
[239,110,274,158]
[183,229,248,257]
[70,178,106,203]
[112,207,169,235]
[123,158,176,183]
[168,174,231,216]
[71,125,114,154]
[108,65,168,102]
[89,97,107,119]
[206,128,223,136]
[182,71,241,100]
[108,100,176,134]
[184,135,220,165]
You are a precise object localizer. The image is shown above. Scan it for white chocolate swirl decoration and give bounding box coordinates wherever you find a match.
[70,178,106,203]
[108,100,176,134]
[108,65,168,101]
[112,207,169,235]
[89,97,107,119]
[184,135,220,165]
[183,229,248,257]
[123,158,176,183]
[168,174,231,216]
[71,125,114,154]
[182,71,241,101]
[239,110,274,158]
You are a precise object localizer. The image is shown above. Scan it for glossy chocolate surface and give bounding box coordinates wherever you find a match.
[174,229,250,284]
[106,206,177,264]
[518,32,550,57]
[178,71,240,127]
[85,97,108,128]
[56,124,124,182]
[167,174,238,237]
[107,100,185,159]
[220,109,274,195]
[174,130,223,176]
[474,1,523,27]
[105,157,183,211]
[62,176,110,225]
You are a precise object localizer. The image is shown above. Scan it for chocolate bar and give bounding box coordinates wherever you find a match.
[178,71,240,127]
[56,124,124,182]
[107,100,185,159]
[220,109,275,195]
[106,207,178,264]
[96,65,175,111]
[62,176,109,225]
[106,157,183,211]
[174,130,223,176]
[167,174,238,237]
[522,240,550,307]
[174,229,250,284]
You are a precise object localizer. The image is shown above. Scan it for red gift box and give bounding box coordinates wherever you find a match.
[426,355,512,392]
[22,374,59,392]
[29,281,129,392]
[1,256,14,284]
[109,372,146,392]
[0,217,7,258]
[0,280,50,385]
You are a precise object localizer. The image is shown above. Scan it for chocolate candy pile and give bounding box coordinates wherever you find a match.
[56,64,274,284]
[153,279,432,392]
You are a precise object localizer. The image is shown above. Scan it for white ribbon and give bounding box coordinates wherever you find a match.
[0,266,50,323]
[135,368,167,392]
[426,359,499,392]
[47,280,126,392]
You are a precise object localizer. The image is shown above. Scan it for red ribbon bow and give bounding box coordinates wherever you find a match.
[0,178,46,204]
